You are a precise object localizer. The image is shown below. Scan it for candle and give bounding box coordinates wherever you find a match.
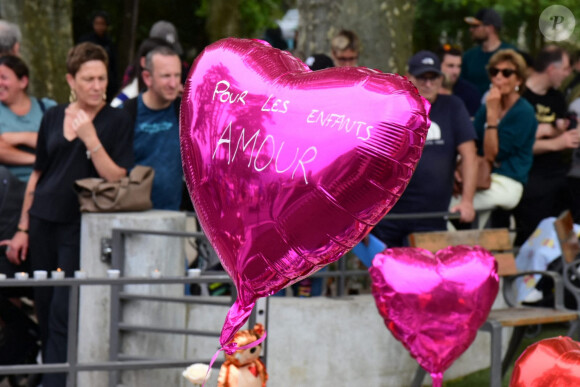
[107,269,120,279]
[150,269,162,279]
[33,270,48,280]
[0,273,7,280]
[187,268,201,277]
[74,270,87,279]
[15,272,29,280]
[51,269,65,280]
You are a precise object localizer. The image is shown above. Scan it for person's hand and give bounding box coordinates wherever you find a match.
[485,86,501,119]
[71,109,98,144]
[450,200,476,224]
[0,232,29,265]
[558,130,580,150]
[556,118,570,131]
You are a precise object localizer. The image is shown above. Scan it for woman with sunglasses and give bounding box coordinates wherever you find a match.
[452,49,537,228]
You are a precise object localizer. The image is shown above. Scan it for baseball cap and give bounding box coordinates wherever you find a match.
[407,50,442,77]
[465,8,502,29]
[149,20,183,56]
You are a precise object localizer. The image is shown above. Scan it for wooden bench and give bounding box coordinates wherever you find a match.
[408,228,580,387]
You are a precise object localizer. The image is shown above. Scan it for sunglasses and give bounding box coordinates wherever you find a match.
[488,67,516,78]
[335,56,358,63]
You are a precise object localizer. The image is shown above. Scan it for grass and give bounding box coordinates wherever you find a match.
[444,323,570,387]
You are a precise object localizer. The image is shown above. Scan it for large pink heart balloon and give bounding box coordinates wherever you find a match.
[369,246,499,386]
[180,38,430,348]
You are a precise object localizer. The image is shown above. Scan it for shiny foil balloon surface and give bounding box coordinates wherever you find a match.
[180,38,430,348]
[369,246,499,386]
[511,336,580,387]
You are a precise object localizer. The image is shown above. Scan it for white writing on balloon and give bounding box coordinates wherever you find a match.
[211,80,371,184]
[212,122,317,184]
[306,110,372,141]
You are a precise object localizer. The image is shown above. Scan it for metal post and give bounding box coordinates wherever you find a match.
[338,257,346,296]
[109,229,126,387]
[66,283,80,387]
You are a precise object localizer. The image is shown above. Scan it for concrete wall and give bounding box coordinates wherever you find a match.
[78,211,510,387]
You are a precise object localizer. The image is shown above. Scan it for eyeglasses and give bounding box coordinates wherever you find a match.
[488,67,516,78]
[415,74,441,84]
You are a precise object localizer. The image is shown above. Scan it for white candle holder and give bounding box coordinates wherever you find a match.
[107,269,120,279]
[74,270,87,279]
[0,273,7,280]
[150,269,162,279]
[15,272,29,280]
[33,270,48,280]
[187,268,201,277]
[51,270,65,280]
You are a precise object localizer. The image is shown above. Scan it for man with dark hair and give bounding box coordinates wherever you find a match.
[372,50,477,247]
[461,8,515,96]
[0,20,21,56]
[330,29,360,67]
[438,44,481,116]
[514,45,574,245]
[123,46,183,210]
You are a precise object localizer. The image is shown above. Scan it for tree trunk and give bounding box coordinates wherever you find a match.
[206,0,240,42]
[0,0,73,103]
[117,0,140,82]
[296,0,416,74]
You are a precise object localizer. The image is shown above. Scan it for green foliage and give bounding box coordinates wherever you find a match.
[413,0,580,56]
[197,0,284,38]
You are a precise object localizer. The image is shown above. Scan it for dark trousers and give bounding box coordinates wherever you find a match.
[0,167,32,297]
[29,216,80,387]
[371,217,447,248]
[513,172,572,246]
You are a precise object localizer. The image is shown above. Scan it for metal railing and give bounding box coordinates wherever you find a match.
[0,221,374,386]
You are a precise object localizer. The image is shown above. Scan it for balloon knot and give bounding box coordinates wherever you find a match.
[223,342,239,355]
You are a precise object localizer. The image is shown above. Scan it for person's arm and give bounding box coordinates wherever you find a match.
[451,140,477,223]
[483,86,501,162]
[533,129,579,154]
[0,136,35,164]
[0,169,40,265]
[71,108,127,181]
[1,131,38,148]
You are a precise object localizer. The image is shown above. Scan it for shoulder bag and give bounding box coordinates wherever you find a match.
[74,165,154,212]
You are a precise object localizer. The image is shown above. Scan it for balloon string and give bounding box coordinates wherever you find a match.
[430,372,443,387]
[202,330,268,387]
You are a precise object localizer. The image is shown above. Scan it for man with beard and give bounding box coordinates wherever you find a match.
[461,8,515,96]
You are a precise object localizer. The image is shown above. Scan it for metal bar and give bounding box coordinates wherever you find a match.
[117,323,221,337]
[108,228,209,239]
[119,293,233,305]
[0,359,224,375]
[383,211,460,220]
[109,228,125,387]
[337,257,346,296]
[0,275,233,286]
[66,283,80,387]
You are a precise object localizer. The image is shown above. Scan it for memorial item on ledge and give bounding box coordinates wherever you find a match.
[183,363,212,386]
[180,37,431,350]
[218,323,268,387]
[74,165,154,212]
[510,336,580,387]
[369,245,499,387]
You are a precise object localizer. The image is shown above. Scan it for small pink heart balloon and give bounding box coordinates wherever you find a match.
[369,246,499,386]
[180,38,430,349]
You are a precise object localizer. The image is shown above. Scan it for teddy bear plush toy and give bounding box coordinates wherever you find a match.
[217,323,268,387]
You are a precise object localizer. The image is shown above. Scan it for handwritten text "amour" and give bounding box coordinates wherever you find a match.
[212,122,317,184]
